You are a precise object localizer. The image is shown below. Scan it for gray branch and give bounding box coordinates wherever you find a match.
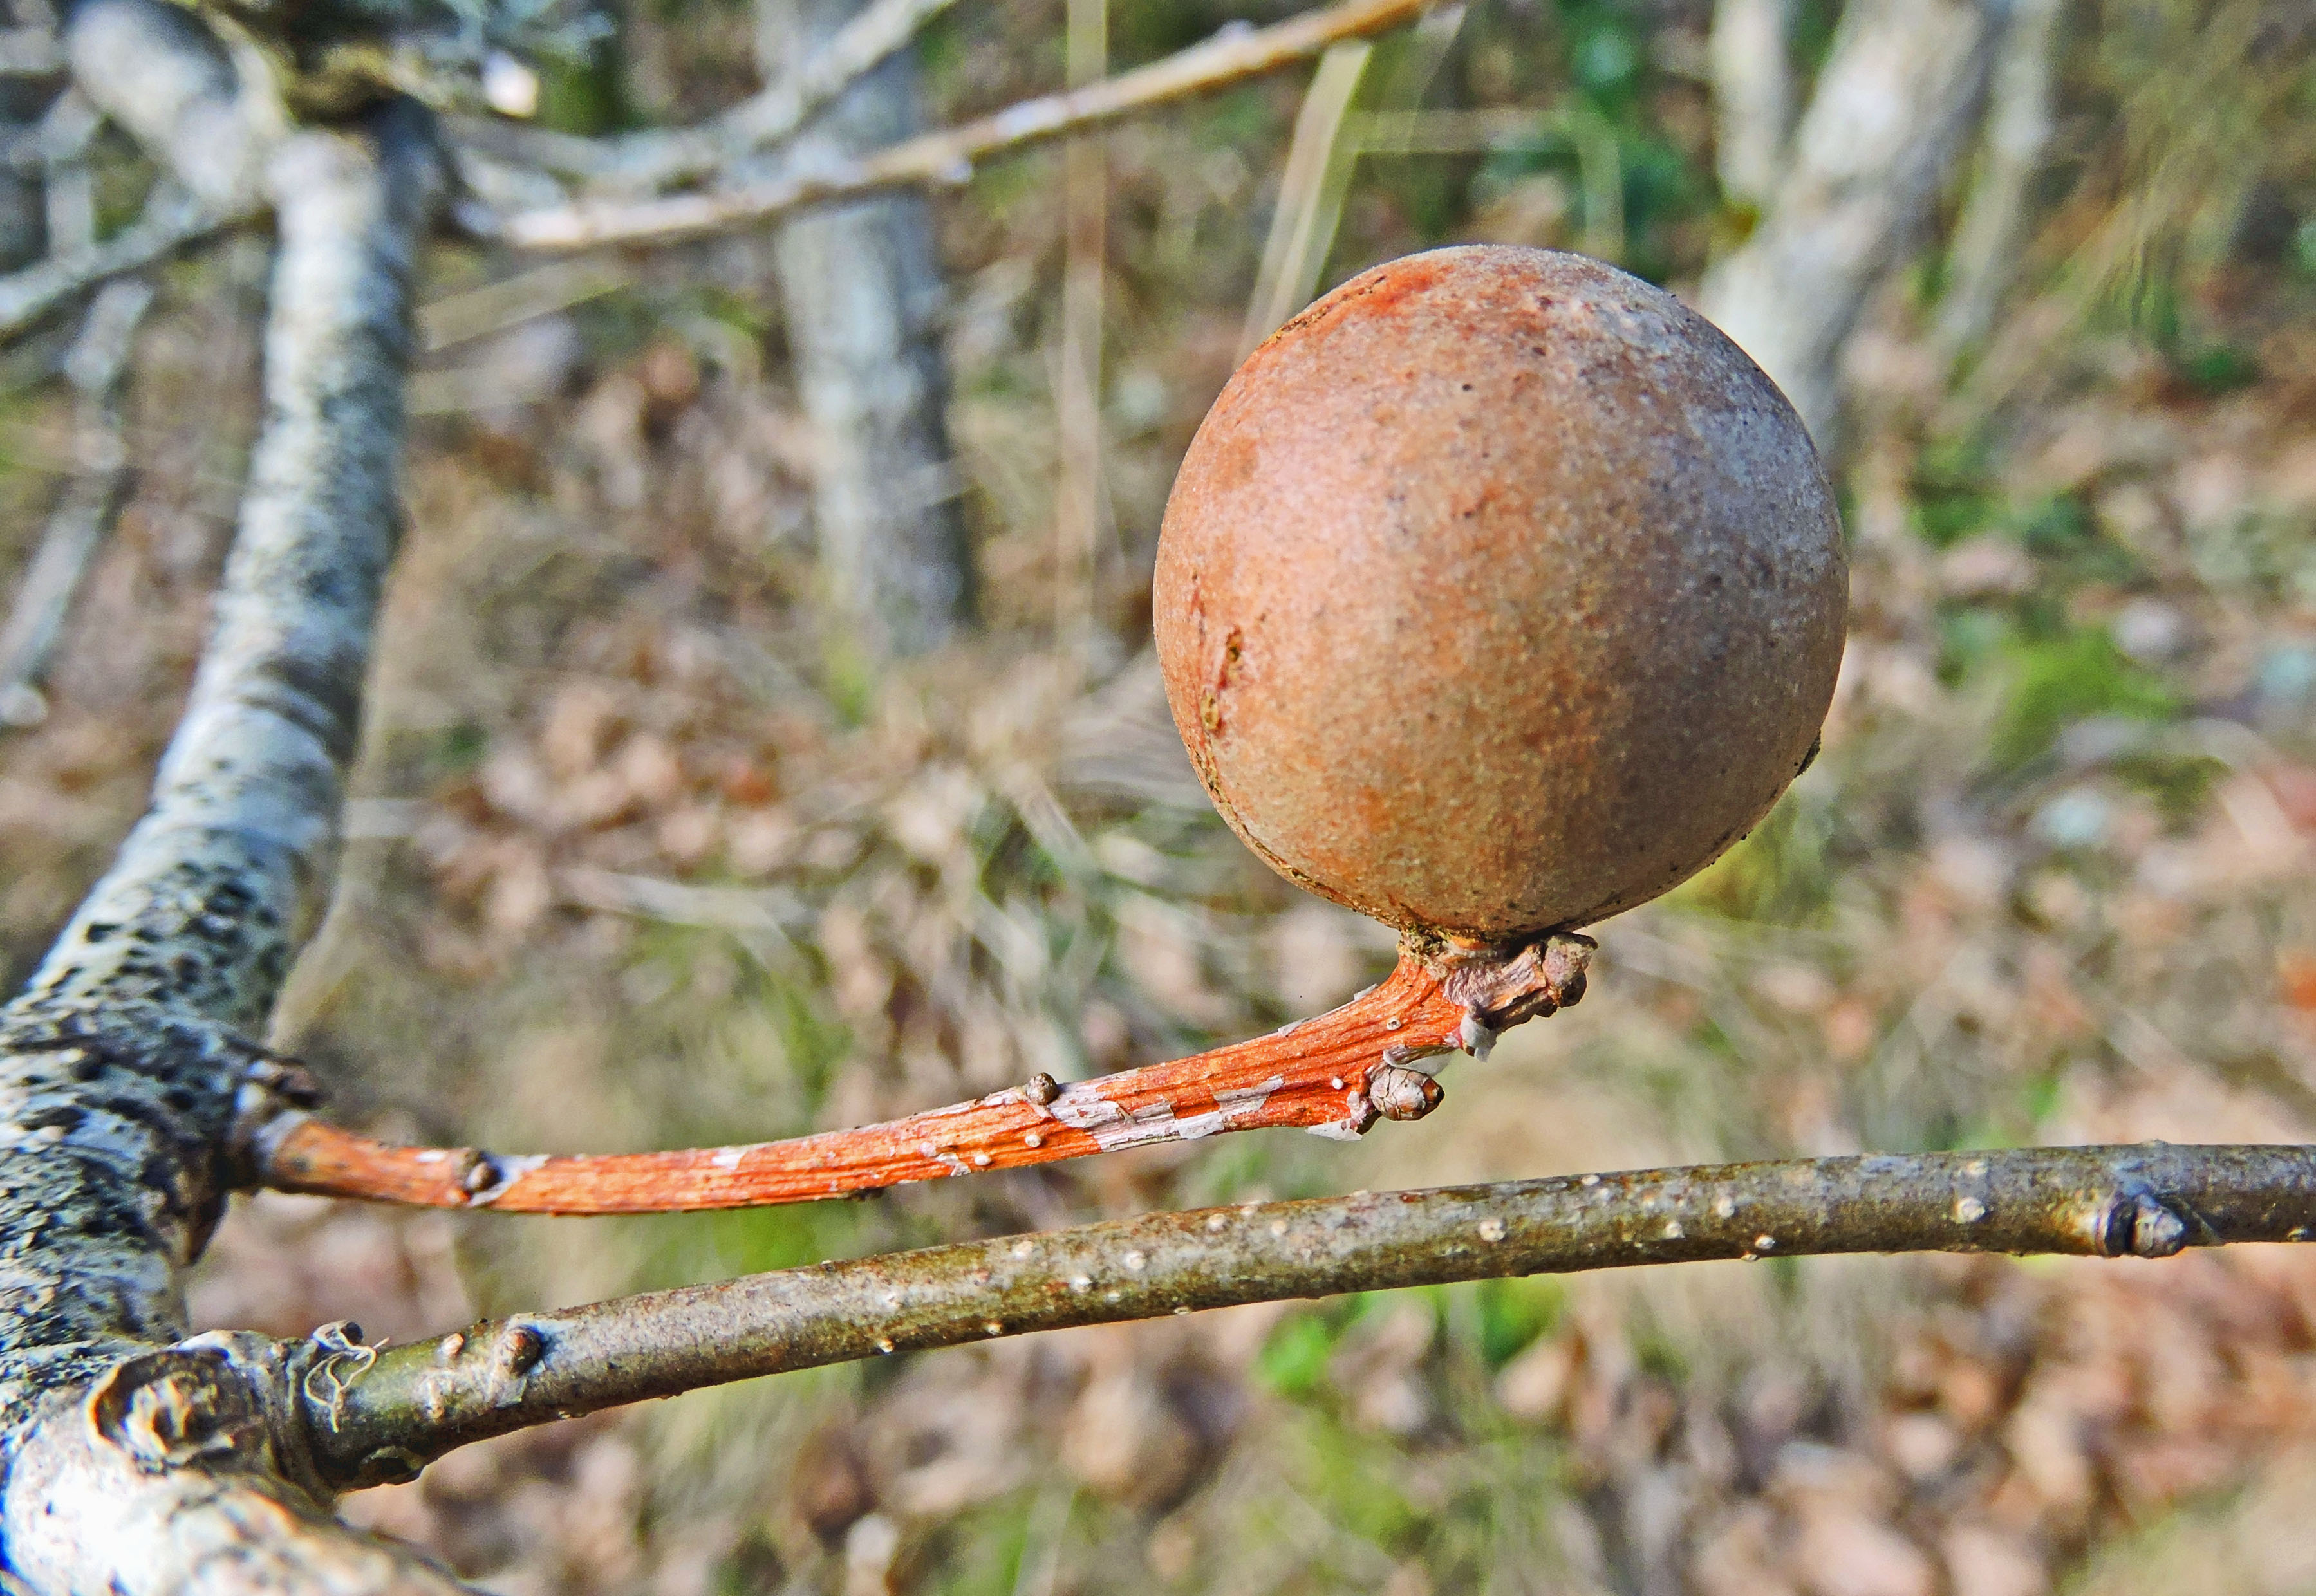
[1697,0,2000,448]
[588,0,960,192]
[307,1142,2315,1489]
[0,92,449,1591]
[64,0,279,216]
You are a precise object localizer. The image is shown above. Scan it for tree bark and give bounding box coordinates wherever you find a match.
[0,80,457,1590]
[757,0,971,660]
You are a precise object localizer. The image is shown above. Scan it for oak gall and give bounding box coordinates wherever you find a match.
[1154,246,1846,942]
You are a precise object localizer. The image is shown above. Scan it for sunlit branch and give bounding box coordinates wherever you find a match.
[304,1141,2316,1489]
[256,936,1592,1212]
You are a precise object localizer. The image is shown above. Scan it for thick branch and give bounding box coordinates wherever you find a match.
[1697,0,1998,446]
[257,937,1592,1212]
[65,0,281,214]
[307,1142,2316,1489]
[0,100,449,1595]
[505,0,1432,251]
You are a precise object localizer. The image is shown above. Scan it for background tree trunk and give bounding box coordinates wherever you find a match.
[756,0,973,661]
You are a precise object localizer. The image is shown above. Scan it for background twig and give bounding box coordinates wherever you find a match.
[0,274,151,727]
[505,0,1433,250]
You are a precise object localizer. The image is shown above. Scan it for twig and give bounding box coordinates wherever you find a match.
[0,190,223,339]
[306,1140,2316,1487]
[583,0,964,192]
[256,935,1593,1212]
[0,275,153,728]
[505,0,1434,252]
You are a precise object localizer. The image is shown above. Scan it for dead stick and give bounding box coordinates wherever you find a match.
[254,934,1591,1214]
[503,0,1433,252]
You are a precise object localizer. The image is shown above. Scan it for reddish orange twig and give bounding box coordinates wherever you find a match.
[255,934,1592,1215]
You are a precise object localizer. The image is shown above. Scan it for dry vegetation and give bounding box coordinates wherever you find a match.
[3,0,2316,1590]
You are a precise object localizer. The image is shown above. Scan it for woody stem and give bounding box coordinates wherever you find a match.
[252,933,1594,1215]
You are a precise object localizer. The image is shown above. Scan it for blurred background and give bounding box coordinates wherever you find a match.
[4,0,2316,1590]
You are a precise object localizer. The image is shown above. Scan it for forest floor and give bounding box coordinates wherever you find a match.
[3,3,2315,1592]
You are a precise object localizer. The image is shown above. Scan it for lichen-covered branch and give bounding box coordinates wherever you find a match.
[505,0,1433,251]
[306,1141,2316,1489]
[0,100,453,1594]
[256,936,1593,1212]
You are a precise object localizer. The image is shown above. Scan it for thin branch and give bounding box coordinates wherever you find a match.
[595,0,962,192]
[256,936,1592,1212]
[0,274,152,728]
[504,0,1435,252]
[0,190,223,339]
[306,1141,2316,1488]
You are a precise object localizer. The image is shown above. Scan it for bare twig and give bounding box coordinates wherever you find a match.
[0,275,152,728]
[505,0,1434,251]
[306,1141,2316,1488]
[0,189,222,339]
[580,0,963,192]
[256,936,1592,1212]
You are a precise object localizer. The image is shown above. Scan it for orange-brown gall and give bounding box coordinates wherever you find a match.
[1154,246,1847,942]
